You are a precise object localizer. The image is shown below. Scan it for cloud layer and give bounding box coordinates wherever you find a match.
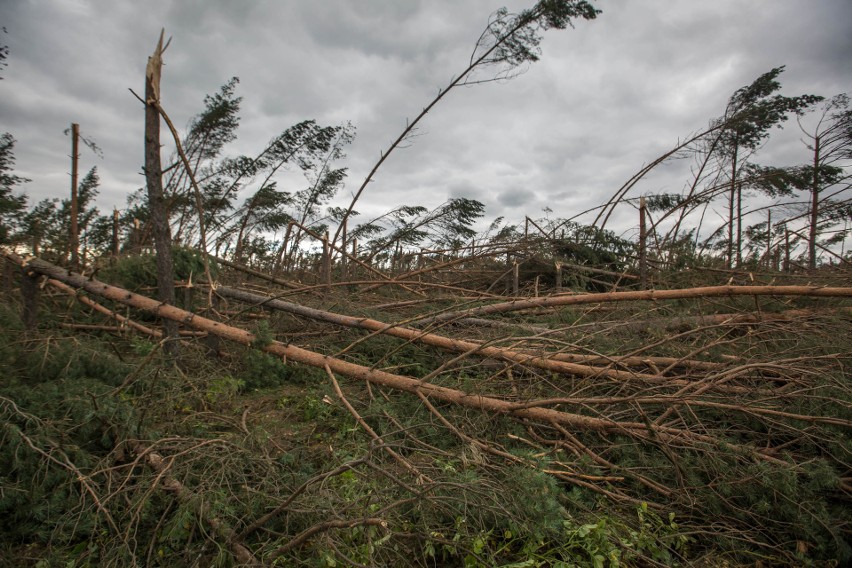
[1,0,850,237]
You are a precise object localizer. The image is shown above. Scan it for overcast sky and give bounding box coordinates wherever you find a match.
[2,0,850,242]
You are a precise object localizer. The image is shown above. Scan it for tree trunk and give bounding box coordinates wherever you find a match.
[69,123,80,271]
[232,191,263,264]
[10,253,643,433]
[809,134,821,270]
[736,181,743,267]
[728,145,738,269]
[639,196,648,289]
[21,266,39,332]
[322,231,332,287]
[112,208,120,257]
[428,283,852,323]
[145,31,178,355]
[213,285,660,382]
[273,221,293,275]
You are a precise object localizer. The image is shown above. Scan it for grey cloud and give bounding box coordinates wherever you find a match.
[0,0,849,241]
[497,188,537,208]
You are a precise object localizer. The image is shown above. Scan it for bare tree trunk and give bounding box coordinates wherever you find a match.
[736,182,743,267]
[512,261,519,296]
[639,196,648,289]
[324,232,333,286]
[112,208,120,257]
[214,285,658,381]
[21,266,39,332]
[766,209,772,269]
[31,220,40,256]
[340,218,347,277]
[70,123,80,270]
[728,145,738,269]
[273,221,293,275]
[428,283,852,323]
[204,292,221,356]
[232,191,264,264]
[145,31,178,355]
[555,262,562,294]
[809,135,821,270]
[9,252,826,467]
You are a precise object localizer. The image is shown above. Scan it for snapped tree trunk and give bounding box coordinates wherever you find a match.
[145,30,178,355]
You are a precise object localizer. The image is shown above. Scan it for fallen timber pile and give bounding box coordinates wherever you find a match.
[10,255,767,458]
[12,252,852,435]
[6,251,852,564]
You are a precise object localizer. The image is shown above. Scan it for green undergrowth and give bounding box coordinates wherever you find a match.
[0,301,698,567]
[97,246,217,291]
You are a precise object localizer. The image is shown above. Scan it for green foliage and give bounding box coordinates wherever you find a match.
[204,375,245,404]
[238,348,293,390]
[0,132,29,244]
[249,319,274,348]
[479,1,600,71]
[645,192,685,212]
[185,77,242,162]
[689,455,850,563]
[238,328,325,390]
[718,66,822,152]
[100,246,215,290]
[0,355,138,548]
[18,165,112,261]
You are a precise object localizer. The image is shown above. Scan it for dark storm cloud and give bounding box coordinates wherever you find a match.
[0,0,849,235]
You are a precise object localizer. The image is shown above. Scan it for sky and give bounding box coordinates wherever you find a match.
[1,0,851,244]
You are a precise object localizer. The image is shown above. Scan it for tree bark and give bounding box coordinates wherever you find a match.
[21,266,39,332]
[728,144,738,269]
[736,181,743,267]
[427,283,852,323]
[70,123,80,271]
[112,208,120,257]
[145,31,178,355]
[809,134,821,269]
[639,196,647,289]
[213,285,660,382]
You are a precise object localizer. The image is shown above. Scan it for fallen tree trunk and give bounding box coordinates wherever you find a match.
[561,306,852,334]
[213,285,662,382]
[426,284,852,323]
[48,277,163,338]
[213,255,302,290]
[219,285,728,372]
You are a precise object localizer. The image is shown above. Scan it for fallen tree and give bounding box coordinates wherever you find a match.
[426,283,852,323]
[212,284,664,382]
